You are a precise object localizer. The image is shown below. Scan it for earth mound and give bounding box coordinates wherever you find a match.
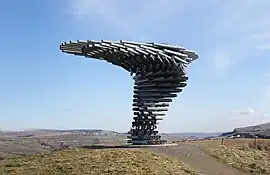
[0,148,198,175]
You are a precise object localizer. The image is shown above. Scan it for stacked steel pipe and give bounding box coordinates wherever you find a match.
[60,40,199,145]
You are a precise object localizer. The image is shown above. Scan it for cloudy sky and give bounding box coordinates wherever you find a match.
[0,0,269,132]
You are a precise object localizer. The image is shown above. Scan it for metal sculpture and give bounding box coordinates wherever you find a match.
[60,40,199,145]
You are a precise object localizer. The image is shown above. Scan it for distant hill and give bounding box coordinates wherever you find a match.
[161,133,222,140]
[233,122,270,133]
[35,129,104,133]
[221,122,270,138]
[2,129,118,137]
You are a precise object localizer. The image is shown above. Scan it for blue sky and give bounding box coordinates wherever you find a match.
[0,0,269,132]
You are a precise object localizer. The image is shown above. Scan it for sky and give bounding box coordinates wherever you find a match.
[0,0,270,133]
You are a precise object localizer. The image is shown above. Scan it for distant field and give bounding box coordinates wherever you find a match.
[194,139,270,175]
[194,139,270,148]
[0,148,198,175]
[0,135,128,158]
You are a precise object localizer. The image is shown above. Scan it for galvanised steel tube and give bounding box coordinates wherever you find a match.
[60,40,199,145]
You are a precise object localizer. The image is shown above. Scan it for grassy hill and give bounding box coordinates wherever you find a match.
[194,139,270,175]
[0,148,198,175]
[233,122,270,138]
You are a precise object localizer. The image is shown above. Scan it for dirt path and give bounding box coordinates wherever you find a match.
[146,143,250,175]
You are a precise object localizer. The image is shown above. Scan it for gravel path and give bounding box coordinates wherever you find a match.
[146,143,250,175]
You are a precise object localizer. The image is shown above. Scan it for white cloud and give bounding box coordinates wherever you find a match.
[209,109,270,132]
[261,86,270,98]
[226,110,270,130]
[68,0,270,72]
[249,33,270,41]
[257,45,270,50]
[231,108,255,116]
[69,0,190,39]
[259,74,270,99]
[206,1,270,72]
[249,33,270,50]
[212,50,233,72]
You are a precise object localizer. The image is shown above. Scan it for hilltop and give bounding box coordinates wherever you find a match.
[0,148,198,175]
[1,129,118,137]
[220,122,270,138]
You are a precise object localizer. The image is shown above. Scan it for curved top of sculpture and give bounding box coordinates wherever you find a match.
[60,40,198,75]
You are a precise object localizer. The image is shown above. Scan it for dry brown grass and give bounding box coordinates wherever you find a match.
[211,145,269,174]
[0,148,199,175]
[194,139,270,175]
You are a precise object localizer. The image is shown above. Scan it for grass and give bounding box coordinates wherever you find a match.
[0,148,198,175]
[211,145,269,174]
[194,139,270,175]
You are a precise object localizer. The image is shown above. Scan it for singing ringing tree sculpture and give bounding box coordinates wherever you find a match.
[60,40,199,145]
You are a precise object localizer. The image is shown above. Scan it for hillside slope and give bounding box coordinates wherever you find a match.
[0,148,198,175]
[233,122,270,137]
